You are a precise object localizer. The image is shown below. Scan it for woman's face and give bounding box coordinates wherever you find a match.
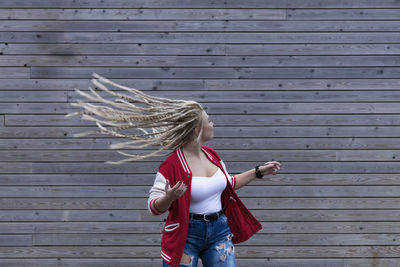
[200,110,214,143]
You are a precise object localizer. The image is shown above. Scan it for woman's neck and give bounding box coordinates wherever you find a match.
[182,141,203,158]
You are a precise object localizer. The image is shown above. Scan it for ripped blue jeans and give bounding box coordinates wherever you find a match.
[162,213,236,267]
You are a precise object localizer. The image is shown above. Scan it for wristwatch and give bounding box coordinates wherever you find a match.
[255,165,263,179]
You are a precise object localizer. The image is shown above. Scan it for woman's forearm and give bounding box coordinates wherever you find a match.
[234,168,257,190]
[234,161,281,190]
[154,180,187,214]
[154,195,174,214]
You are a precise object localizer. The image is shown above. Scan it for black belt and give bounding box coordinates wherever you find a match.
[189,210,223,221]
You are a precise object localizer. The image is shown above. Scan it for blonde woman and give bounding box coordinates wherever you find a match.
[68,73,281,267]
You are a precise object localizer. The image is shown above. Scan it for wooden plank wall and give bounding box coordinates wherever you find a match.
[0,0,400,266]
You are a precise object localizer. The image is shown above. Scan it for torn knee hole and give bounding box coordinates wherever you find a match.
[228,246,234,254]
[180,253,192,265]
[217,243,225,249]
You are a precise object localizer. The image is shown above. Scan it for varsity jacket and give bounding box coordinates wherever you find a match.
[148,146,262,267]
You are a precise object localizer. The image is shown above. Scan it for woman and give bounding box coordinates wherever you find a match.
[67,73,281,267]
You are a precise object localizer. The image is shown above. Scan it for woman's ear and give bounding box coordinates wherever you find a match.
[193,126,200,136]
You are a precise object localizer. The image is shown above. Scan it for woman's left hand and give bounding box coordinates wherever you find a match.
[259,161,281,176]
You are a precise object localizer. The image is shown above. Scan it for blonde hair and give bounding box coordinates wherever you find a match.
[66,73,204,163]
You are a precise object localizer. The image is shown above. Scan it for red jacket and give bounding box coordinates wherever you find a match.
[148,146,262,267]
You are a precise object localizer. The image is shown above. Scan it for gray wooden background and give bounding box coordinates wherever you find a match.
[1,0,400,266]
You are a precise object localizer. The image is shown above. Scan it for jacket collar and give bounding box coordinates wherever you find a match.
[176,146,218,174]
[176,147,191,174]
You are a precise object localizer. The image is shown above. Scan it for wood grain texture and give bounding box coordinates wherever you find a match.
[0,8,286,20]
[4,44,400,56]
[5,114,400,126]
[1,258,400,267]
[0,0,399,8]
[1,78,400,91]
[1,0,400,264]
[3,32,400,44]
[4,55,400,67]
[3,21,400,32]
[1,149,400,162]
[4,103,400,115]
[30,66,400,79]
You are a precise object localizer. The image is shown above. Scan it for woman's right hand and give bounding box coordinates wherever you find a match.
[165,180,187,201]
[154,180,187,214]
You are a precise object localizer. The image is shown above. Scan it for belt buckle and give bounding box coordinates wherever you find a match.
[203,214,210,222]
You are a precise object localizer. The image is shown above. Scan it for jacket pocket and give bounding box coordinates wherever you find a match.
[164,222,180,232]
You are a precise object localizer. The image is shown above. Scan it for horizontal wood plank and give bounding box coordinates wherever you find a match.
[2,21,400,32]
[0,210,166,222]
[4,44,400,56]
[30,66,400,79]
[0,198,144,209]
[252,210,400,222]
[234,246,400,258]
[0,8,385,24]
[0,235,31,246]
[1,173,400,186]
[0,91,67,102]
[287,9,400,20]
[0,68,29,78]
[0,222,164,234]
[3,102,400,114]
[3,221,400,234]
[68,89,400,103]
[7,114,400,127]
[0,197,400,210]
[2,126,400,139]
[2,258,400,267]
[0,8,286,20]
[4,102,400,115]
[244,198,400,209]
[1,150,399,162]
[0,161,393,174]
[32,233,400,246]
[1,78,399,91]
[0,245,398,258]
[33,233,161,246]
[0,174,154,186]
[0,185,399,197]
[0,259,163,267]
[3,209,400,222]
[4,55,400,67]
[0,245,161,258]
[3,32,400,44]
[226,44,400,56]
[1,0,400,8]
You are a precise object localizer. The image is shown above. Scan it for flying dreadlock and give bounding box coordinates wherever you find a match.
[66,73,204,164]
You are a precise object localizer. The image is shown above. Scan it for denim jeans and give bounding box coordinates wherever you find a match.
[162,213,236,267]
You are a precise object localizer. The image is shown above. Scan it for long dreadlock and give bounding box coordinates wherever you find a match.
[66,73,204,164]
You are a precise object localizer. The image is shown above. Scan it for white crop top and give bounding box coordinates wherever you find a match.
[189,168,227,214]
